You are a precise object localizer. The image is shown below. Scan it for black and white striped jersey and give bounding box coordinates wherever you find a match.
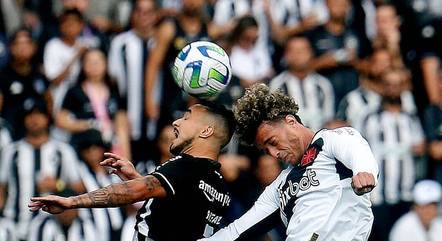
[78,162,124,241]
[27,212,98,241]
[200,128,378,241]
[361,109,424,205]
[0,218,18,241]
[108,30,158,141]
[337,87,417,130]
[269,71,335,131]
[0,139,81,239]
[135,154,230,241]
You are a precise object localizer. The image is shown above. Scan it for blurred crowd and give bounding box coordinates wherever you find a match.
[0,0,441,241]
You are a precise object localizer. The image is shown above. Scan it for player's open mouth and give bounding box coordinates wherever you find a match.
[173,128,179,138]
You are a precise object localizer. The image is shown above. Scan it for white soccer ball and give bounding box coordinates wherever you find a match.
[172,41,232,99]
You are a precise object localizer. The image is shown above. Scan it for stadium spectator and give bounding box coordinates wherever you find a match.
[264,0,324,45]
[212,0,251,34]
[361,69,426,241]
[269,36,334,131]
[372,4,405,69]
[306,0,365,107]
[336,48,416,130]
[229,16,273,88]
[0,98,84,240]
[27,189,98,241]
[145,0,214,123]
[108,0,158,163]
[0,29,49,140]
[76,129,124,241]
[43,9,87,115]
[389,180,442,241]
[56,48,130,158]
[424,68,442,182]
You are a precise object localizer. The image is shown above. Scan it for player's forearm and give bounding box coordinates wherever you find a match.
[70,176,161,208]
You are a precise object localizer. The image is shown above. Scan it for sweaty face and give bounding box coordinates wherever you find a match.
[255,118,305,165]
[170,105,208,156]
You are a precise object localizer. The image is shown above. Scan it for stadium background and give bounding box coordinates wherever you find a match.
[0,0,441,240]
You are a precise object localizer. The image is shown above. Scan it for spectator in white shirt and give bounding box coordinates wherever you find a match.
[389,180,442,241]
[43,9,88,114]
[229,16,273,88]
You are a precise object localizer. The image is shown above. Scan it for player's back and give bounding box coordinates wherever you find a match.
[134,154,231,241]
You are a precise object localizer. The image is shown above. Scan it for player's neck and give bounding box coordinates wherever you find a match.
[181,143,219,161]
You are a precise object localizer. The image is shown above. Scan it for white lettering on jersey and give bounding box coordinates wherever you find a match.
[205,210,222,225]
[198,180,231,207]
[279,170,320,209]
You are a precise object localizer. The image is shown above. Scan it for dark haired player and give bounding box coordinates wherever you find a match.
[29,103,236,241]
[201,84,378,241]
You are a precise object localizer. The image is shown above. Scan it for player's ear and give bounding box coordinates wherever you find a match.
[199,126,214,139]
[285,115,297,125]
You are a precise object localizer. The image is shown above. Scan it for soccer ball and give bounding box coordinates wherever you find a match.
[172,41,232,99]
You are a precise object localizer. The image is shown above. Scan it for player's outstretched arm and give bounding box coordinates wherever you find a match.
[29,175,166,214]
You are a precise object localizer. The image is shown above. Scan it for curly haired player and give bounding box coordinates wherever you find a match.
[200,84,379,241]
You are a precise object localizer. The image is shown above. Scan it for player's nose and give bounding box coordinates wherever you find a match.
[266,147,279,160]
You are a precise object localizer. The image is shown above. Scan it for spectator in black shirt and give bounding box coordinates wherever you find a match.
[0,29,49,140]
[30,102,236,241]
[424,68,442,182]
[306,0,365,107]
[56,48,130,158]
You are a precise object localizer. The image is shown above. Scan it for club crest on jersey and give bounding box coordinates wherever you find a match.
[300,138,323,167]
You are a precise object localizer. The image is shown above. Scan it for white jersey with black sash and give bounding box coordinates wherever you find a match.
[0,139,81,239]
[201,128,378,241]
[134,154,231,241]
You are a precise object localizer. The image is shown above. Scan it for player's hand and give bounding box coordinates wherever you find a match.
[100,152,142,181]
[28,195,73,214]
[351,172,375,196]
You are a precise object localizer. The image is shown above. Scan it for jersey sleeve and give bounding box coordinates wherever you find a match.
[324,127,379,183]
[199,170,286,241]
[150,156,193,197]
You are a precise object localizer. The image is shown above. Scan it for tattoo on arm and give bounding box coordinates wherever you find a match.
[70,175,163,208]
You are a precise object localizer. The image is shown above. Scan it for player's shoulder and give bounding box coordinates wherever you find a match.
[319,127,361,138]
[314,127,364,149]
